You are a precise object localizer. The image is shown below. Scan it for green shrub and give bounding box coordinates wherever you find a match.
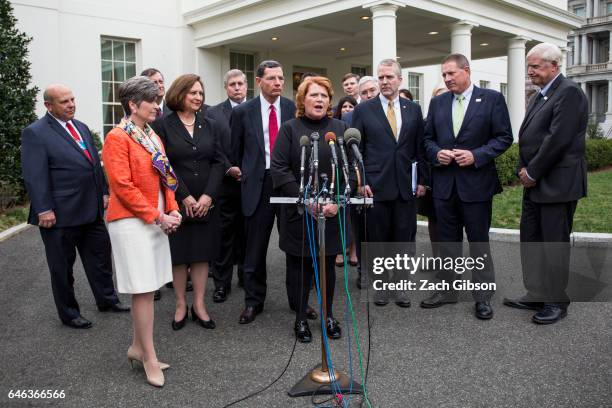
[587,122,605,140]
[495,144,519,185]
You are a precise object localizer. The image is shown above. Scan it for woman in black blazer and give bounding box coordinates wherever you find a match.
[152,74,224,331]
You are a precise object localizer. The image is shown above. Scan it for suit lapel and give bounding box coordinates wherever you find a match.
[249,98,265,155]
[72,120,96,165]
[398,99,411,143]
[280,97,293,124]
[372,99,397,143]
[222,99,232,122]
[457,86,484,137]
[169,113,197,146]
[46,114,92,165]
[521,75,564,134]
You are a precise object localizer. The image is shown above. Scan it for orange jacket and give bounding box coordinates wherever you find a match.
[103,127,178,224]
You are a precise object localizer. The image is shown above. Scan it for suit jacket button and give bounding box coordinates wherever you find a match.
[194,173,198,176]
[193,146,197,150]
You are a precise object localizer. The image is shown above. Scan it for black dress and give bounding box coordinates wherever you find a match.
[152,112,225,265]
[271,116,350,321]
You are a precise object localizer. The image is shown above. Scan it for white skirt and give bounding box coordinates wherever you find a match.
[108,211,173,294]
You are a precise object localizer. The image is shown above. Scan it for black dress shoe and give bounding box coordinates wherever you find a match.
[374,291,388,306]
[63,316,92,329]
[165,282,174,289]
[191,306,215,329]
[294,320,312,343]
[172,308,188,331]
[213,287,230,303]
[238,305,263,324]
[326,317,342,339]
[154,290,161,301]
[306,305,318,320]
[420,291,458,308]
[503,297,543,311]
[98,302,131,312]
[532,304,567,325]
[395,299,411,308]
[475,301,493,320]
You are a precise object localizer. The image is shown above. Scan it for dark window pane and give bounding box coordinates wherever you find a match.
[125,62,136,78]
[113,82,121,104]
[114,61,125,82]
[101,39,112,60]
[125,42,136,62]
[246,54,254,70]
[114,104,124,123]
[101,60,112,81]
[113,41,124,61]
[103,125,113,138]
[102,82,112,103]
[230,52,237,68]
[103,104,113,124]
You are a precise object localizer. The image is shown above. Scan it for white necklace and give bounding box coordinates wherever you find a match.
[179,114,196,127]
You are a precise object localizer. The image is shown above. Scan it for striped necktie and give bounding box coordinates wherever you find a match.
[386,100,397,139]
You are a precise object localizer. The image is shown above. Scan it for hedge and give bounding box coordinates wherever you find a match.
[495,139,612,186]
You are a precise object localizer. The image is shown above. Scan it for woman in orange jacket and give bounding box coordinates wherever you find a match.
[103,76,181,388]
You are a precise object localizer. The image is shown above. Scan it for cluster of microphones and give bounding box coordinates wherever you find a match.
[298,128,364,208]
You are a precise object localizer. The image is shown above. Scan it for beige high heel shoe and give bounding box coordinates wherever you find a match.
[127,346,170,370]
[142,359,165,388]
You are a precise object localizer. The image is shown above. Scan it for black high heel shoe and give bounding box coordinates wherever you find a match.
[172,307,188,331]
[191,305,216,329]
[326,317,342,339]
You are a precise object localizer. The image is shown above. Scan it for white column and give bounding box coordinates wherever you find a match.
[368,2,403,69]
[607,80,612,115]
[592,37,598,63]
[586,0,593,19]
[561,47,568,75]
[581,82,588,94]
[594,0,601,17]
[507,36,529,141]
[609,31,612,62]
[574,34,581,64]
[451,21,477,60]
[582,34,589,65]
[592,84,599,114]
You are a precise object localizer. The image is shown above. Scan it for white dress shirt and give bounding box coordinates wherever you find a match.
[259,94,281,169]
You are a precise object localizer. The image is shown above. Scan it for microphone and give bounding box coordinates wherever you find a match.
[336,132,350,176]
[310,132,320,193]
[324,132,339,168]
[344,128,363,165]
[299,135,309,196]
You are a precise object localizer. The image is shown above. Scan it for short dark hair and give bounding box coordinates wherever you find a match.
[300,72,318,83]
[333,95,358,119]
[342,73,360,83]
[140,68,162,78]
[399,89,413,101]
[118,76,158,116]
[442,53,470,69]
[256,60,282,78]
[165,74,204,112]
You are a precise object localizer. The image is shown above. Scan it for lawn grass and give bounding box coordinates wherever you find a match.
[0,204,29,232]
[492,169,612,233]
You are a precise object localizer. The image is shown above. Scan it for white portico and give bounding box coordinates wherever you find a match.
[184,0,581,140]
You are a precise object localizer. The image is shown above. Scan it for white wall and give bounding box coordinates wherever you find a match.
[11,0,193,134]
[403,57,509,117]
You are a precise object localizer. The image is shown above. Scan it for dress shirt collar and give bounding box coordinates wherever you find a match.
[260,94,280,113]
[454,82,474,102]
[379,93,400,107]
[540,72,561,96]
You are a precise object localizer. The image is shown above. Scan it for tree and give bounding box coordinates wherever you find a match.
[0,0,38,205]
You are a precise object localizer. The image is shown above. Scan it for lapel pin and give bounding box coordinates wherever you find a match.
[475,98,482,102]
[543,96,548,101]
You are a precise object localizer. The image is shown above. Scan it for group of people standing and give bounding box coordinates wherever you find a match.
[20,41,587,388]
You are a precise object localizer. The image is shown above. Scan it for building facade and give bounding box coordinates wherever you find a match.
[12,0,580,140]
[567,0,612,136]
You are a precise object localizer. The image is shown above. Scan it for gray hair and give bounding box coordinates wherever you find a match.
[378,58,402,76]
[527,43,563,66]
[118,76,158,116]
[358,76,379,90]
[442,53,470,69]
[223,69,247,86]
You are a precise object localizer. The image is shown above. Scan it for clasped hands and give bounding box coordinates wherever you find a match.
[306,202,338,218]
[437,149,475,167]
[518,167,536,188]
[157,210,182,234]
[182,194,213,218]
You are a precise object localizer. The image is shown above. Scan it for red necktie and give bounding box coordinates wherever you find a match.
[269,105,278,153]
[65,122,93,162]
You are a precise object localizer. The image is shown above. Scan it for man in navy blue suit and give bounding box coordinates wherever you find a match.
[422,54,513,319]
[21,84,128,329]
[352,59,426,308]
[230,61,297,324]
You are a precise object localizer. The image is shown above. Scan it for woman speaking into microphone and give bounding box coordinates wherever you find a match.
[271,76,351,343]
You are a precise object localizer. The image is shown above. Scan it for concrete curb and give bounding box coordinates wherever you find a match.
[0,222,32,242]
[416,220,612,246]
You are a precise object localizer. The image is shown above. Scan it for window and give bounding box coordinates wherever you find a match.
[607,2,612,14]
[230,52,255,99]
[101,37,137,136]
[479,80,490,89]
[573,6,586,17]
[406,72,422,105]
[500,83,508,100]
[351,66,368,78]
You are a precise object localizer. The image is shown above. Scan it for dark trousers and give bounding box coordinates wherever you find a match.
[39,219,119,322]
[434,192,495,301]
[286,254,335,322]
[213,191,245,290]
[243,171,280,307]
[520,192,576,305]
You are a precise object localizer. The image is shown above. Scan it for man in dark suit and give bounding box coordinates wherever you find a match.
[504,43,588,325]
[352,59,426,308]
[141,68,172,118]
[421,54,513,319]
[21,84,128,329]
[231,60,296,324]
[206,69,247,303]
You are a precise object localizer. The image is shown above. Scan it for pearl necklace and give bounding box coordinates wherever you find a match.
[179,114,196,127]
